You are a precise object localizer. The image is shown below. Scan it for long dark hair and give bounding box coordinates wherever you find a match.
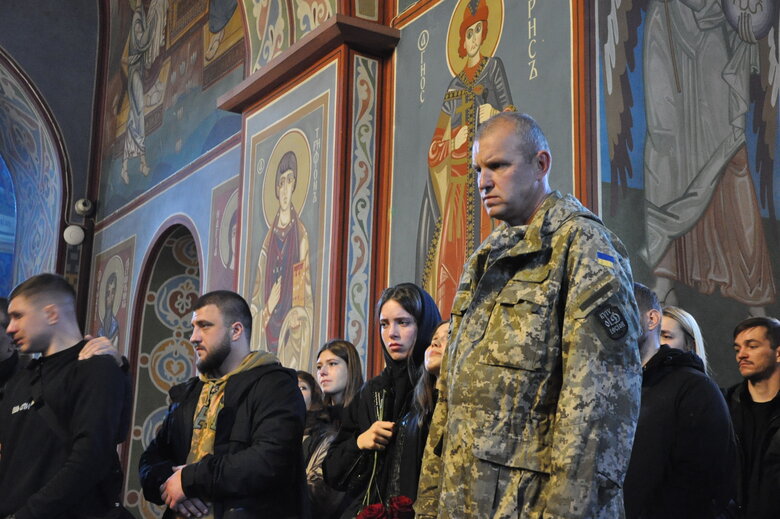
[297,370,323,410]
[316,339,364,408]
[375,283,441,379]
[374,283,441,425]
[413,320,449,426]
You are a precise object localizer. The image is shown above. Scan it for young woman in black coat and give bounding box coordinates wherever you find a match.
[323,283,441,516]
[302,340,364,518]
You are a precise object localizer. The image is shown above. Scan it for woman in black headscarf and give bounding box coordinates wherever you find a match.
[323,283,441,517]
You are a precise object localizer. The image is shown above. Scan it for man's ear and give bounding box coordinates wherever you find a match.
[535,150,551,177]
[43,303,59,325]
[646,308,662,333]
[230,322,244,342]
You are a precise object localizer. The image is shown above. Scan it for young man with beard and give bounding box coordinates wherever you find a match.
[623,283,735,518]
[725,316,780,518]
[139,290,307,519]
[0,274,130,519]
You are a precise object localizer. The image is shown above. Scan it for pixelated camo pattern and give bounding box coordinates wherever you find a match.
[415,192,642,519]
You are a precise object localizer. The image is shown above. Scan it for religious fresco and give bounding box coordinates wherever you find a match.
[597,0,780,384]
[88,237,135,352]
[122,227,200,518]
[241,62,337,373]
[241,0,336,74]
[207,176,240,291]
[420,0,514,315]
[0,54,62,286]
[390,0,574,315]
[98,0,245,218]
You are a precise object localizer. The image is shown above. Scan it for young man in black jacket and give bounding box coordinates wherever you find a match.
[0,274,130,519]
[139,290,307,519]
[725,316,780,519]
[623,283,736,519]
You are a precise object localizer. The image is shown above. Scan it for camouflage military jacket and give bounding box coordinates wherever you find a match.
[415,192,642,519]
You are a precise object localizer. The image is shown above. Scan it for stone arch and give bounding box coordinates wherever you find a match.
[0,48,66,287]
[121,223,201,517]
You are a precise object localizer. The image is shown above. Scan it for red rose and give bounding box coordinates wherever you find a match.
[387,496,414,519]
[357,503,389,519]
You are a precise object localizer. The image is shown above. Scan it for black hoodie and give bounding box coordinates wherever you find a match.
[323,284,441,515]
[623,345,736,519]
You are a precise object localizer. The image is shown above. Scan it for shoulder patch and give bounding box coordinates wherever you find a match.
[596,303,628,339]
[597,251,616,268]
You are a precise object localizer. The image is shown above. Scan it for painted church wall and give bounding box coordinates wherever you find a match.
[83,0,780,394]
[96,0,245,219]
[0,56,63,288]
[389,0,574,317]
[89,144,241,357]
[597,1,780,386]
[239,58,339,374]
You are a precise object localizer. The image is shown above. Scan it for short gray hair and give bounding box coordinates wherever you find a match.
[475,112,550,163]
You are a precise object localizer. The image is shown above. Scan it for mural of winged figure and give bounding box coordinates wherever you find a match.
[600,0,779,314]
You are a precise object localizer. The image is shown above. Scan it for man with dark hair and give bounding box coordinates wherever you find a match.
[139,290,307,518]
[416,112,642,518]
[725,316,780,518]
[623,283,735,518]
[0,273,130,519]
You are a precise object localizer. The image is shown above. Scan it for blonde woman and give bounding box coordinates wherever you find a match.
[662,306,709,374]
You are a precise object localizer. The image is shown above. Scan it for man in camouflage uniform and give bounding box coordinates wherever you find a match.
[415,112,643,519]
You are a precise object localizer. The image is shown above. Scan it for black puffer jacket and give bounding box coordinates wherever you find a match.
[139,362,307,519]
[725,380,780,519]
[623,345,736,518]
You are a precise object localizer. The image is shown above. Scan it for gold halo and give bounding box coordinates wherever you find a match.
[260,129,311,228]
[98,255,125,322]
[218,189,239,267]
[446,0,504,77]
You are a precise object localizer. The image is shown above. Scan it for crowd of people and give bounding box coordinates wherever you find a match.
[0,113,779,519]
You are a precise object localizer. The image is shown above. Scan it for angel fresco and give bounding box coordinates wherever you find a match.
[601,0,778,314]
[250,134,314,369]
[419,0,515,315]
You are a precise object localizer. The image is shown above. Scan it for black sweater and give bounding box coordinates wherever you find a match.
[0,341,129,519]
[623,345,736,518]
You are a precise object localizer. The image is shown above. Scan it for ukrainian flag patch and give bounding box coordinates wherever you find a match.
[597,252,616,268]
